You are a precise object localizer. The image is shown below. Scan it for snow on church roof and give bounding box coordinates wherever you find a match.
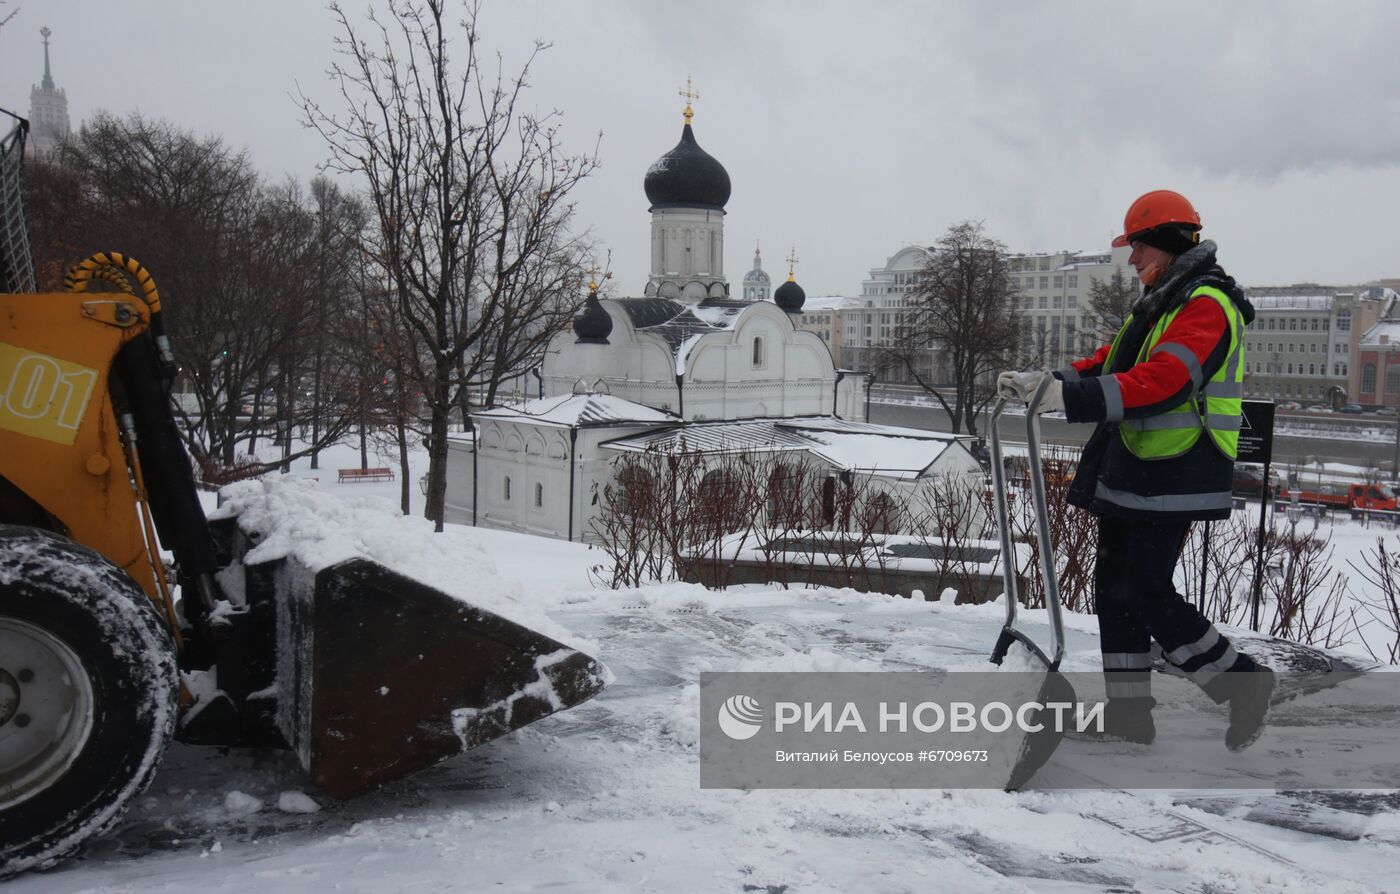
[599,418,975,479]
[612,296,751,374]
[475,393,676,428]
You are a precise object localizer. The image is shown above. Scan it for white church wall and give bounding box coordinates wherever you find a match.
[836,373,869,420]
[541,309,684,415]
[650,206,725,284]
[455,419,574,540]
[445,415,680,542]
[444,435,476,525]
[681,305,837,421]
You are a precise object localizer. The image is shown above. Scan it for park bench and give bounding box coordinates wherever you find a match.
[338,467,394,483]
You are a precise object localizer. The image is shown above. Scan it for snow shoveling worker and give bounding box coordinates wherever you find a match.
[997,189,1274,751]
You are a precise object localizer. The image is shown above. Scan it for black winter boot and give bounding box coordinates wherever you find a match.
[1225,666,1275,752]
[1065,698,1156,745]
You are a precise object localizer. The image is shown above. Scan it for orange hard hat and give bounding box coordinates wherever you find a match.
[1112,190,1202,248]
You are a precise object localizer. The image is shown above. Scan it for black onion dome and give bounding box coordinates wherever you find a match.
[573,291,612,344]
[644,124,731,209]
[774,278,805,313]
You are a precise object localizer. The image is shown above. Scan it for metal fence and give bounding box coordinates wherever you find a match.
[0,113,35,294]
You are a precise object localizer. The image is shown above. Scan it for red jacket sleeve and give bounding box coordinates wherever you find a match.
[1061,296,1230,424]
[1058,343,1113,380]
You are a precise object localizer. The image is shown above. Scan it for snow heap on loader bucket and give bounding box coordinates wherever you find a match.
[207,478,609,799]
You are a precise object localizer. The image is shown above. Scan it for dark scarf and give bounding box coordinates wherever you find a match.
[1111,240,1254,375]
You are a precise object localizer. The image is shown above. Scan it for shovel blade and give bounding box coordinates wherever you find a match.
[1005,670,1075,791]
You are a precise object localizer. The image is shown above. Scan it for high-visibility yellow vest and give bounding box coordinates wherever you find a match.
[1102,286,1244,461]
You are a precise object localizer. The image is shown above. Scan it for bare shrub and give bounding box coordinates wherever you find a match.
[1349,537,1400,663]
[1181,509,1357,651]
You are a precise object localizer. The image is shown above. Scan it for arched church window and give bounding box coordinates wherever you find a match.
[535,482,544,508]
[752,336,765,368]
[504,476,512,501]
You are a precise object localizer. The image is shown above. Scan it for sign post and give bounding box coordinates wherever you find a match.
[1237,400,1276,632]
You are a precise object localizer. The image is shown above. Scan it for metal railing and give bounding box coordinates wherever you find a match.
[0,110,36,294]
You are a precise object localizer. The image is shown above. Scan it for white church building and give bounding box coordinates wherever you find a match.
[444,98,981,542]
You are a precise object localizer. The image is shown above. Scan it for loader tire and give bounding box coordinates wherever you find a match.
[0,525,179,878]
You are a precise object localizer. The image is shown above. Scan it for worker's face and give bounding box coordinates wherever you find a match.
[1129,241,1174,287]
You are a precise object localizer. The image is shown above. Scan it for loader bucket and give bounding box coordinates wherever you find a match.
[268,556,607,800]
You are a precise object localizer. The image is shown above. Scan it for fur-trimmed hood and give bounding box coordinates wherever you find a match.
[1131,240,1254,325]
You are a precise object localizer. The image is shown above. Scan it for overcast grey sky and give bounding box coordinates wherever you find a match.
[5,1,1400,297]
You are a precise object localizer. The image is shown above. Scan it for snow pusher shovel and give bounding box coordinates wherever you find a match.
[987,377,1076,790]
[208,518,608,799]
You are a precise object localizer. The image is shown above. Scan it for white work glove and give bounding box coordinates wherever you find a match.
[996,369,1029,399]
[997,370,1065,414]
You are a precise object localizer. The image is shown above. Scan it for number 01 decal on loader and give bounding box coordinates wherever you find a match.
[0,342,99,446]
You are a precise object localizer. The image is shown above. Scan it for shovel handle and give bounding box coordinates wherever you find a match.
[988,377,1066,670]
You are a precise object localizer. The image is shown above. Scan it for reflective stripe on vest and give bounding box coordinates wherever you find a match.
[1103,286,1244,461]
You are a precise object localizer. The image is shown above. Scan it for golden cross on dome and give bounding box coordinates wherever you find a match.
[584,264,610,294]
[786,247,799,282]
[678,75,700,125]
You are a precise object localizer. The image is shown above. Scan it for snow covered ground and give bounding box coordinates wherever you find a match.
[12,439,1400,893]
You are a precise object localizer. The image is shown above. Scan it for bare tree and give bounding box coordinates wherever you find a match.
[302,0,598,531]
[0,4,18,32]
[878,221,1021,436]
[1084,267,1137,346]
[24,114,367,472]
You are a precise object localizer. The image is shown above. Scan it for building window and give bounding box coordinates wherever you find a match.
[1038,296,1048,309]
[1363,363,1377,393]
[752,336,765,368]
[504,476,512,501]
[1039,276,1049,289]
[1267,319,1275,330]
[1309,364,1316,375]
[534,483,544,508]
[1388,367,1400,397]
[1338,311,1350,331]
[1053,275,1064,288]
[1311,319,1319,331]
[1289,319,1297,331]
[1068,275,1078,288]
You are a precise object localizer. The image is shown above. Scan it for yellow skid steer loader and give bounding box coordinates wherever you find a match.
[0,117,605,876]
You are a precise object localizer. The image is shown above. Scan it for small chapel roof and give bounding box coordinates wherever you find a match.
[599,418,974,479]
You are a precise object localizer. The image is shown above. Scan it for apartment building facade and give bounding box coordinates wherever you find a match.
[791,295,857,368]
[1352,289,1400,407]
[1244,288,1387,405]
[1007,246,1137,369]
[840,244,1137,383]
[841,246,932,384]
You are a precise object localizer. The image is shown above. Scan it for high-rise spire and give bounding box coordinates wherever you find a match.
[40,26,54,91]
[29,25,72,158]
